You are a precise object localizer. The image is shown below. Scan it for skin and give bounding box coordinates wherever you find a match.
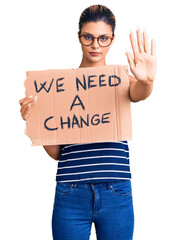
[19,20,157,160]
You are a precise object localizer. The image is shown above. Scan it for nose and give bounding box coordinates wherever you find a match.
[91,37,100,48]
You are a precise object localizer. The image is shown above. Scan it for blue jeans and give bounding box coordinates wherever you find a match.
[52,180,134,240]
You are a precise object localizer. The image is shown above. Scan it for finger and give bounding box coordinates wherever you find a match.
[137,28,144,53]
[19,96,32,106]
[21,102,31,116]
[19,98,25,105]
[20,97,37,114]
[151,39,156,56]
[129,31,139,55]
[143,31,150,53]
[21,103,31,121]
[126,51,135,70]
[20,96,37,109]
[19,95,37,106]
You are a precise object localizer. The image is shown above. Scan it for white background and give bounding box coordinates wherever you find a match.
[1,0,176,239]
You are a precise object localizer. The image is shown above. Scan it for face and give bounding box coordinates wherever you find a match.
[78,21,115,64]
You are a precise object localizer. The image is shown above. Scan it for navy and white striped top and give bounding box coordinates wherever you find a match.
[55,141,132,184]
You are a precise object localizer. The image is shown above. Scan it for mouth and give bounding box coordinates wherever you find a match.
[89,52,101,56]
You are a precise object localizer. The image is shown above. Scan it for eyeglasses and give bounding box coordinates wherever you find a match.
[79,34,114,47]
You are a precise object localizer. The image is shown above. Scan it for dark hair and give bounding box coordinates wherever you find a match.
[78,4,116,37]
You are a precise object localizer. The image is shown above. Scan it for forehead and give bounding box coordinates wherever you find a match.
[81,21,112,35]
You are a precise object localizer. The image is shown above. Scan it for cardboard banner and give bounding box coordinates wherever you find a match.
[24,64,132,146]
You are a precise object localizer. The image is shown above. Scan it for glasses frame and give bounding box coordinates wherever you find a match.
[79,34,114,47]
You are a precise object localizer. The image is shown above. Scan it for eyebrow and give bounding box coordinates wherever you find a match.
[82,32,110,36]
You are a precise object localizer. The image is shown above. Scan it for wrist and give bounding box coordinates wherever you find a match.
[136,78,154,86]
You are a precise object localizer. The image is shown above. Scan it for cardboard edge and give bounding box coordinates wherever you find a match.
[24,120,32,145]
[24,121,28,135]
[24,71,28,97]
[24,117,39,146]
[24,71,39,146]
[25,64,129,73]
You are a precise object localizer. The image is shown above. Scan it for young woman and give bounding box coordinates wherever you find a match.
[19,4,157,240]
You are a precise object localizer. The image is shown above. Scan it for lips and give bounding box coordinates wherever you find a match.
[89,52,101,56]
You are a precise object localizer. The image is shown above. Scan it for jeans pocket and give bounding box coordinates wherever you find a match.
[110,180,132,197]
[56,182,73,196]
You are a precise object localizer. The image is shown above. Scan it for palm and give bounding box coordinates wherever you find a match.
[126,28,157,83]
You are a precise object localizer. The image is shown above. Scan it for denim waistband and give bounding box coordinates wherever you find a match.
[67,179,130,190]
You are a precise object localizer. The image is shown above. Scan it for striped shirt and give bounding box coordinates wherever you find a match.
[55,141,132,184]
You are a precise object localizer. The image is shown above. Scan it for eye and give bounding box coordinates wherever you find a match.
[83,35,92,40]
[99,36,109,41]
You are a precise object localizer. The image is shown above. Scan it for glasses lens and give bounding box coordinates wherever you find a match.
[80,35,93,46]
[99,36,112,47]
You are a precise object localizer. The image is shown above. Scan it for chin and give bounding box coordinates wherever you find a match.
[89,57,100,62]
[88,55,103,62]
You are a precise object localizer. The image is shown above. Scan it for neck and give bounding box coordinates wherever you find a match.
[78,56,107,68]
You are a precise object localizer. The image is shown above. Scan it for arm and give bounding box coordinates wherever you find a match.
[125,28,157,102]
[129,74,153,102]
[43,145,62,160]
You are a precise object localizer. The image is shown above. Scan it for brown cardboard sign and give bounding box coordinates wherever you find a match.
[24,64,132,146]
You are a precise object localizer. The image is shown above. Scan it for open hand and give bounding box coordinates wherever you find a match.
[126,28,157,84]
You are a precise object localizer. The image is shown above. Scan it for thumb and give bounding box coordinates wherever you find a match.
[125,51,135,70]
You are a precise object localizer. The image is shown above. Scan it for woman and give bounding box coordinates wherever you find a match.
[19,4,157,240]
